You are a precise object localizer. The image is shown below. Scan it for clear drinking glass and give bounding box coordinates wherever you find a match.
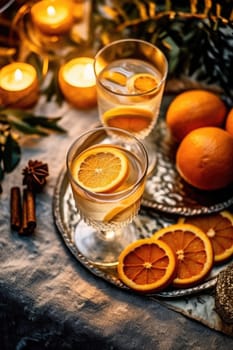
[94,39,168,174]
[66,127,148,267]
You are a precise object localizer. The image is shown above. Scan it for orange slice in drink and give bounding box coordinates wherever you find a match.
[102,71,127,86]
[102,106,153,133]
[117,238,177,293]
[152,224,214,288]
[104,182,145,222]
[178,211,233,263]
[130,73,160,93]
[72,145,128,193]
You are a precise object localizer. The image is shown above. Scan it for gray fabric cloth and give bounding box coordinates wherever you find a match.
[1,99,233,350]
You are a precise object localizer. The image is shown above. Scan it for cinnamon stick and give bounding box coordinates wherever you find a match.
[19,188,36,234]
[10,186,22,231]
[20,188,28,234]
[26,189,36,233]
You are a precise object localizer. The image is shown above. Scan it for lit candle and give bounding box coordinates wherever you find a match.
[58,57,97,109]
[0,62,39,108]
[31,0,74,35]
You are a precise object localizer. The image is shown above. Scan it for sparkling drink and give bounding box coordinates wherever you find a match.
[66,127,148,267]
[94,39,167,174]
[70,144,145,229]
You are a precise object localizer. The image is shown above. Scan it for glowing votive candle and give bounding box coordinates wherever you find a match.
[58,57,97,109]
[31,0,74,35]
[0,62,39,108]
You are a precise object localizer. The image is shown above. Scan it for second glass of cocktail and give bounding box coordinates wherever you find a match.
[94,39,168,174]
[67,127,148,267]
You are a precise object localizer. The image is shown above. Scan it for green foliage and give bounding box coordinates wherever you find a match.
[0,109,66,187]
[93,0,233,105]
[1,133,21,174]
[2,109,66,135]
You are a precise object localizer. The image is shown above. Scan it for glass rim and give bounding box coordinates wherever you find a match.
[66,126,148,197]
[94,38,168,97]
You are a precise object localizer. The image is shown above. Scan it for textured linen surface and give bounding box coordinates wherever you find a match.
[1,98,233,350]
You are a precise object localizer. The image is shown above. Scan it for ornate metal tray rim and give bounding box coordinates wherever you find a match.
[53,166,232,299]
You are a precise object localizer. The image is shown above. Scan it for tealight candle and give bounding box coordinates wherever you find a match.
[31,0,74,35]
[58,57,97,109]
[0,62,39,108]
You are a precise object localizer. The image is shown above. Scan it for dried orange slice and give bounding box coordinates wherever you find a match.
[117,238,177,293]
[178,211,233,263]
[72,145,128,193]
[152,224,214,288]
[102,106,153,133]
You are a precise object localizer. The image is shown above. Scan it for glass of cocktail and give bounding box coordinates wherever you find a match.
[94,39,168,174]
[66,127,148,267]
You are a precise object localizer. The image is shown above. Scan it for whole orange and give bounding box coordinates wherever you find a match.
[225,108,233,137]
[176,127,233,190]
[166,90,227,142]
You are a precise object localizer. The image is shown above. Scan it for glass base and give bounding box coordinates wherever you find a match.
[73,220,139,268]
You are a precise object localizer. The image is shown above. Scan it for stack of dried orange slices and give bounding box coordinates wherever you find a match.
[117,210,233,293]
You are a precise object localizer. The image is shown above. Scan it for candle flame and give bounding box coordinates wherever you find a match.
[14,69,23,82]
[84,63,95,81]
[47,5,56,17]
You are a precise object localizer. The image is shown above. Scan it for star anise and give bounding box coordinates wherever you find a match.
[22,160,49,192]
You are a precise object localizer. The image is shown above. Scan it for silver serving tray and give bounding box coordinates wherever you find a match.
[53,167,233,298]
